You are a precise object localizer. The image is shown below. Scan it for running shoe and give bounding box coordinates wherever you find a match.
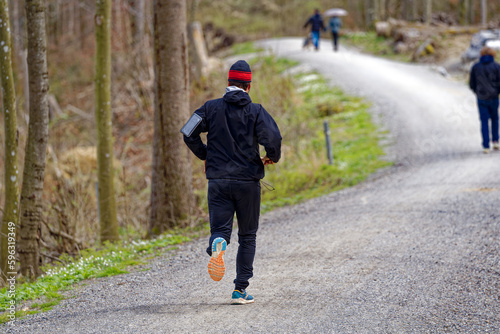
[231,290,254,305]
[493,142,499,151]
[208,237,226,281]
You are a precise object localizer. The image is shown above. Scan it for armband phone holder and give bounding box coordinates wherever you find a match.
[180,113,202,137]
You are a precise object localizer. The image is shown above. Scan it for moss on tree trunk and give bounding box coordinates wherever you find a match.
[95,0,118,242]
[0,0,20,280]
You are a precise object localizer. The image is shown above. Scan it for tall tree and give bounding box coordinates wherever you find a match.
[425,0,432,24]
[10,0,29,114]
[18,0,50,280]
[0,0,20,280]
[188,0,199,23]
[363,0,371,27]
[480,0,486,26]
[380,0,386,20]
[95,0,119,242]
[373,0,379,21]
[411,0,417,21]
[460,0,471,24]
[129,0,145,47]
[149,0,194,235]
[470,0,475,24]
[401,0,408,20]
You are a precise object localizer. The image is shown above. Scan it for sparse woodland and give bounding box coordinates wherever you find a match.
[0,0,499,283]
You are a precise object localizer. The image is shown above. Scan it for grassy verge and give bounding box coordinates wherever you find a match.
[342,31,411,62]
[0,46,390,325]
[231,41,265,55]
[0,231,195,324]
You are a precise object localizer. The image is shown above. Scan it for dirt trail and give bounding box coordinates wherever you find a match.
[4,38,499,334]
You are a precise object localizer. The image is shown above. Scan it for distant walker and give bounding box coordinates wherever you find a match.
[468,46,500,153]
[329,16,342,51]
[303,9,326,51]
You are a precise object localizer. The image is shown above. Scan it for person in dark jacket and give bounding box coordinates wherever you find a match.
[470,46,500,153]
[183,60,282,304]
[304,9,326,51]
[329,15,342,51]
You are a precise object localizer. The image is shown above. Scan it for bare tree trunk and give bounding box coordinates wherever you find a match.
[480,0,486,26]
[373,0,380,21]
[149,0,194,235]
[113,0,128,50]
[68,0,75,36]
[401,0,408,20]
[52,0,60,45]
[19,0,50,280]
[136,0,145,42]
[79,0,86,50]
[188,0,199,23]
[10,0,29,115]
[351,0,362,29]
[470,0,475,24]
[395,0,403,19]
[425,0,432,25]
[47,1,55,45]
[0,0,20,281]
[95,0,119,242]
[129,0,145,47]
[380,0,386,20]
[366,0,372,27]
[146,0,154,48]
[460,0,468,25]
[188,21,208,80]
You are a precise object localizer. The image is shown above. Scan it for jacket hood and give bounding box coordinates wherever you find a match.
[480,55,494,64]
[223,86,252,107]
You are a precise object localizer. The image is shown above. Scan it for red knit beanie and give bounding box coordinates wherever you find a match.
[228,60,252,83]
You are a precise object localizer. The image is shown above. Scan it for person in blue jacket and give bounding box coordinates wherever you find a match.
[183,60,282,304]
[304,9,326,51]
[329,15,342,51]
[469,46,500,153]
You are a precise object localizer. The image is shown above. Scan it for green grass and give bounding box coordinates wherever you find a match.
[0,232,190,324]
[342,31,411,62]
[231,41,265,55]
[255,60,391,211]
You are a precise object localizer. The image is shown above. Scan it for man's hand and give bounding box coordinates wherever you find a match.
[261,156,275,166]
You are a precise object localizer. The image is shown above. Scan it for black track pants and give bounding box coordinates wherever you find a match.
[207,179,261,291]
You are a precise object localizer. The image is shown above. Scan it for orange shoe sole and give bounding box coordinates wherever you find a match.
[208,250,225,281]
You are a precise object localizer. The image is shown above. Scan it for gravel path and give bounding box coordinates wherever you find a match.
[4,38,499,333]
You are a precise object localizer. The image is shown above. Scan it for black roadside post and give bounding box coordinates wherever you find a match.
[323,121,334,165]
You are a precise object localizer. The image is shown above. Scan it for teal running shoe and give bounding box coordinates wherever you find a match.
[208,237,226,281]
[231,290,254,305]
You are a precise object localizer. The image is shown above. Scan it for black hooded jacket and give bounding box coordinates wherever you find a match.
[469,55,500,100]
[184,88,282,180]
[304,13,325,32]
